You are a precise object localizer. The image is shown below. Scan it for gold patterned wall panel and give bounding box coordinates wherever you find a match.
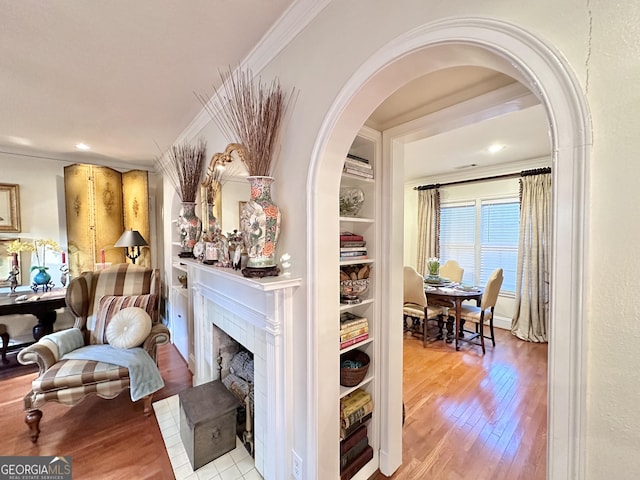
[64,164,95,278]
[122,170,150,267]
[92,166,125,267]
[64,164,149,277]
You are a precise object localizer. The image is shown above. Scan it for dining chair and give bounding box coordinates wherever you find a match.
[457,268,504,354]
[403,266,442,347]
[439,260,464,283]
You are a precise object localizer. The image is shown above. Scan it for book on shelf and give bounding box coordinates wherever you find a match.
[340,389,372,417]
[340,436,369,470]
[340,333,369,349]
[340,246,368,253]
[340,312,369,329]
[343,168,374,179]
[343,160,373,174]
[340,445,374,480]
[340,240,366,248]
[340,412,372,440]
[340,326,369,341]
[340,255,368,262]
[340,424,368,455]
[347,153,370,164]
[340,250,368,257]
[341,400,373,430]
[340,232,364,242]
[340,318,369,333]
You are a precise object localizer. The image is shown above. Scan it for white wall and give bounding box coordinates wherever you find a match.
[226,1,640,478]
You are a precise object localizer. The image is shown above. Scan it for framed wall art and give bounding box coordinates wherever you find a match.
[0,183,21,233]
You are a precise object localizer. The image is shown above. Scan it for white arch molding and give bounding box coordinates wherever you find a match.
[306,17,590,480]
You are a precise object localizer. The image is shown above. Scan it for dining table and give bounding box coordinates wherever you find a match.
[425,283,484,351]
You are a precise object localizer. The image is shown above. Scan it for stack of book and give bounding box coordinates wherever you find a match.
[340,232,367,261]
[340,312,369,349]
[340,388,373,439]
[339,423,373,480]
[343,154,374,179]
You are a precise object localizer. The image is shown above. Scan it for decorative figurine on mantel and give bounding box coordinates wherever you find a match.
[7,264,19,294]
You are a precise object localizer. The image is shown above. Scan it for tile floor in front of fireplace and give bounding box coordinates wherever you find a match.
[153,395,263,480]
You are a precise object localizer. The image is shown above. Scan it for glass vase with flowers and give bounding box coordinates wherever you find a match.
[427,257,440,279]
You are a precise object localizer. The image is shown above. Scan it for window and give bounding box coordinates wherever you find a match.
[440,198,519,294]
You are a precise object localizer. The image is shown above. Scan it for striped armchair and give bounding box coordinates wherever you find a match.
[17,264,170,443]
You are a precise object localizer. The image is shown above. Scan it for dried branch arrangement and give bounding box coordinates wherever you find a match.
[157,138,207,203]
[197,67,295,177]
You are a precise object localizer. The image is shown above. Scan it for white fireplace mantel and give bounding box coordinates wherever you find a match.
[184,259,301,480]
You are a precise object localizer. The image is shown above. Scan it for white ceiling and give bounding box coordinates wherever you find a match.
[1,3,551,178]
[366,66,552,181]
[0,0,296,167]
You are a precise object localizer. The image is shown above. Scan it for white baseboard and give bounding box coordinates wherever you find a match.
[493,315,512,331]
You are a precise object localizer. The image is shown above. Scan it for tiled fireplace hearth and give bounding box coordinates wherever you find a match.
[185,260,301,479]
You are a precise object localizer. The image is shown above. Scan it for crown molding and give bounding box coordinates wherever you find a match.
[174,0,331,147]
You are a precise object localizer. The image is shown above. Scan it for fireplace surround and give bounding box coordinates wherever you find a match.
[185,260,300,479]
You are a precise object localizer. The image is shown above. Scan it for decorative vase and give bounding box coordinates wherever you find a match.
[240,176,281,271]
[177,202,202,258]
[339,187,365,217]
[427,257,440,279]
[32,267,53,292]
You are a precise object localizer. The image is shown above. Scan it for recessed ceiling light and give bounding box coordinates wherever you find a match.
[75,143,90,151]
[487,144,504,154]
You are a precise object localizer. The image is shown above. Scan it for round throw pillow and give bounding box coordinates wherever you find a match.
[106,307,152,349]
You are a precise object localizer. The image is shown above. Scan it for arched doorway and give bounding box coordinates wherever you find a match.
[307,18,589,480]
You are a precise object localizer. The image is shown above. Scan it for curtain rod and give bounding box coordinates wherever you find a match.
[414,167,551,190]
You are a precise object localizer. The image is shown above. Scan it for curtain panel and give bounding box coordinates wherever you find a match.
[416,188,440,276]
[511,173,551,342]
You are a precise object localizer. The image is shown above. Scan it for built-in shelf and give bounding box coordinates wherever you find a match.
[337,126,380,480]
[340,258,374,266]
[340,373,374,399]
[340,298,374,312]
[172,262,187,272]
[339,216,374,223]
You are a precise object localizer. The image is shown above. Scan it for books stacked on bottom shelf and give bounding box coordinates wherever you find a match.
[340,389,374,480]
[343,154,374,179]
[340,388,373,439]
[340,424,373,480]
[340,312,369,349]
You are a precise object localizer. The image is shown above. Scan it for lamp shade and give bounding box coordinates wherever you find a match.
[115,230,148,248]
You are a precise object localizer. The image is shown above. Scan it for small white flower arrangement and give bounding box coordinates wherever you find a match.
[427,257,440,277]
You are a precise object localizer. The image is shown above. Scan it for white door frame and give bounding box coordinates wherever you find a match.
[307,17,590,480]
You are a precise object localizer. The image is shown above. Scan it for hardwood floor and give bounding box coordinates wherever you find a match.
[0,344,192,480]
[0,329,546,480]
[370,328,548,480]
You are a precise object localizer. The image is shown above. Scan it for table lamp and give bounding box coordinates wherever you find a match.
[114,229,148,264]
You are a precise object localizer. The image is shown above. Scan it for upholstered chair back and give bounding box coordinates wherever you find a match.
[65,264,160,345]
[403,266,427,308]
[439,260,464,283]
[481,268,504,310]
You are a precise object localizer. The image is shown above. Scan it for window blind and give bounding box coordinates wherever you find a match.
[440,199,519,293]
